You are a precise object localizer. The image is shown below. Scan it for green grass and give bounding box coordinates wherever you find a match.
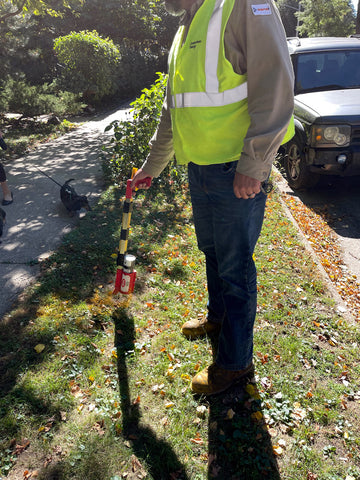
[0,117,78,159]
[0,184,360,480]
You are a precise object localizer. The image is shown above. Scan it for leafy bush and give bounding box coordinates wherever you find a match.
[0,76,84,117]
[54,30,121,103]
[103,72,187,199]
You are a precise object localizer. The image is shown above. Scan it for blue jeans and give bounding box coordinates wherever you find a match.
[188,162,267,371]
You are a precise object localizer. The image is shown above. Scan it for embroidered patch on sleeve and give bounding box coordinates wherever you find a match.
[251,3,272,15]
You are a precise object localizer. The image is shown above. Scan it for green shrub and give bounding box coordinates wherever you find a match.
[103,72,187,199]
[54,30,121,103]
[0,82,9,113]
[0,76,84,117]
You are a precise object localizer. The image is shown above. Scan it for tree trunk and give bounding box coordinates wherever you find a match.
[357,0,360,34]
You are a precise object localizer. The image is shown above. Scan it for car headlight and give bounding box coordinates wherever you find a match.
[311,125,351,147]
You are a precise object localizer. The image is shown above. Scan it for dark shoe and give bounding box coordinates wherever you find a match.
[181,315,221,339]
[191,362,254,395]
[2,192,13,206]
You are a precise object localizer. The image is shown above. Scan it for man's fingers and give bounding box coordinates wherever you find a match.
[130,170,153,190]
[233,172,262,199]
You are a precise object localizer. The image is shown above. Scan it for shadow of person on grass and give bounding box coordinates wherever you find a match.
[113,307,189,480]
[201,335,282,480]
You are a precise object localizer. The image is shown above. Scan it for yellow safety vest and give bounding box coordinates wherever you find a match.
[168,0,294,166]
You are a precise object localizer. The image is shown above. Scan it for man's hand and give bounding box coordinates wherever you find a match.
[233,172,261,199]
[130,168,153,190]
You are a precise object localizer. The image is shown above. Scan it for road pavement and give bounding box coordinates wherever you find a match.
[0,103,130,319]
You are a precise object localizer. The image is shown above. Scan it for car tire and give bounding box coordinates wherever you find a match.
[285,136,320,189]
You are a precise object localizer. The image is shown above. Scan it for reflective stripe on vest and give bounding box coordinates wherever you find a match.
[170,82,248,108]
[170,0,247,109]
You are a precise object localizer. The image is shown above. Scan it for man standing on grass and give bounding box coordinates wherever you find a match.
[132,0,294,395]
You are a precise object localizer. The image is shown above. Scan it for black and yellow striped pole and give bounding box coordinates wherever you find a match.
[113,168,137,295]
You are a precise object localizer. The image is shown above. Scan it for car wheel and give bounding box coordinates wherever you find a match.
[285,137,320,189]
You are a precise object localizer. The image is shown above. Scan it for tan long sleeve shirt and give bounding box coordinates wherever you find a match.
[141,0,294,182]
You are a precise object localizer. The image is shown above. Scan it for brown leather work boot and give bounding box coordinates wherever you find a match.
[191,362,254,395]
[181,315,221,339]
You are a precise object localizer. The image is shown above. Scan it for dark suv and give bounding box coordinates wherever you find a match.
[279,36,360,189]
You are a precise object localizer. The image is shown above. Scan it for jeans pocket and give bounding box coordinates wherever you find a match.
[221,161,236,175]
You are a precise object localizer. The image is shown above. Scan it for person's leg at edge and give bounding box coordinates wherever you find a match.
[189,161,267,394]
[0,164,12,204]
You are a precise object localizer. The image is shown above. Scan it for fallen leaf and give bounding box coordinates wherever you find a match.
[273,445,283,456]
[190,435,204,445]
[34,344,45,353]
[246,383,260,399]
[251,411,263,422]
[307,473,318,480]
[226,408,235,420]
[131,454,147,477]
[60,411,67,421]
[133,395,141,405]
[196,405,207,418]
[160,416,169,426]
[14,439,30,456]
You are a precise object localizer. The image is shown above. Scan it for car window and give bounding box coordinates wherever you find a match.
[294,50,360,93]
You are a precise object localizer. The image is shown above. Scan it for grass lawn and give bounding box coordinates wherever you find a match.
[0,116,78,161]
[0,180,359,480]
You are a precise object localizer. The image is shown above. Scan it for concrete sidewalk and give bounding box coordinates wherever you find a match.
[0,103,130,319]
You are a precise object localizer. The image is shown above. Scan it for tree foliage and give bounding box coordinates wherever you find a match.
[297,0,355,37]
[1,0,176,90]
[54,30,121,102]
[0,0,177,114]
[71,0,161,45]
[276,0,301,37]
[0,0,82,22]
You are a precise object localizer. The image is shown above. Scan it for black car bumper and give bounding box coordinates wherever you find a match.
[308,146,360,175]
